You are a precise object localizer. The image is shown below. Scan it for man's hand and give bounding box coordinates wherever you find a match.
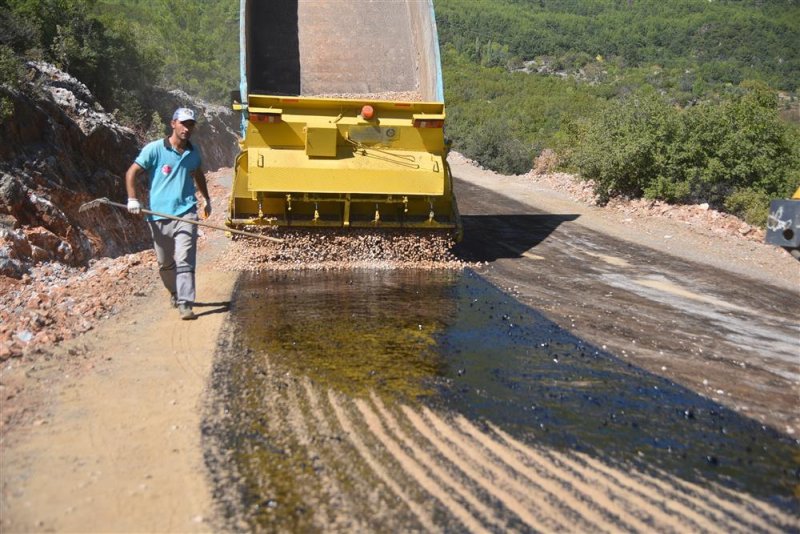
[127,198,141,214]
[202,197,212,219]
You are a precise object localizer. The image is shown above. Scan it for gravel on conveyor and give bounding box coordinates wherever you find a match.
[310,91,423,102]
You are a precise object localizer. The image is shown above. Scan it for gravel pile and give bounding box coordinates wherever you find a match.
[215,228,468,272]
[0,251,155,359]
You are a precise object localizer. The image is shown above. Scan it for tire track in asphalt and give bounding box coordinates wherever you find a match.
[544,439,791,533]
[353,398,489,533]
[455,415,650,533]
[327,389,437,531]
[708,481,798,532]
[282,373,351,528]
[485,421,700,532]
[423,406,611,532]
[368,392,508,531]
[647,464,796,532]
[551,446,725,532]
[401,405,556,531]
[347,390,794,532]
[219,357,797,532]
[299,377,369,531]
[624,463,761,532]
[487,420,708,532]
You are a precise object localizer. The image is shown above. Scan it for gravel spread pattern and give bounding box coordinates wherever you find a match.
[216,229,467,272]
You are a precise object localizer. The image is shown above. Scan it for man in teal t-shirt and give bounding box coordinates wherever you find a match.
[124,107,211,320]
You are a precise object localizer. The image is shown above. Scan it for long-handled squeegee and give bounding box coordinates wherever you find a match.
[79,197,284,243]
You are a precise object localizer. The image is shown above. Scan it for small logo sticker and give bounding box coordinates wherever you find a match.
[162,165,172,175]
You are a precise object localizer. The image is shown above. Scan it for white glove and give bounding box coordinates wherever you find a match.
[202,197,211,219]
[127,198,141,214]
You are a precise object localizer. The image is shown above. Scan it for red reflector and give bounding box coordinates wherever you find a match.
[251,113,281,123]
[413,119,444,128]
[280,98,299,103]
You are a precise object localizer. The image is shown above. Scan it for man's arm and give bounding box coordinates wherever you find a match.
[125,162,144,199]
[193,168,211,217]
[125,163,144,214]
[193,168,210,201]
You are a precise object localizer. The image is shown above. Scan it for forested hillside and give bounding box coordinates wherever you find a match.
[1,0,798,225]
[95,0,239,103]
[437,0,800,93]
[1,0,238,127]
[438,0,800,224]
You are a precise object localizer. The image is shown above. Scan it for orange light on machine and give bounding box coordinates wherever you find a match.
[413,118,444,128]
[361,105,374,120]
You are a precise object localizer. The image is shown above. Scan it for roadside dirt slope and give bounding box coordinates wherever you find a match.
[0,232,236,532]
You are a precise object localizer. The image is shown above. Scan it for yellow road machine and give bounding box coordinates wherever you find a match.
[227,0,461,239]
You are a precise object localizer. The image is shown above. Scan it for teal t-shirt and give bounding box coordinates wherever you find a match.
[134,138,203,221]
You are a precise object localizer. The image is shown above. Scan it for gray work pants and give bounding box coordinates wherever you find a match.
[147,212,198,305]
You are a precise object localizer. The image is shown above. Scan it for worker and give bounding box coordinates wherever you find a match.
[124,107,211,320]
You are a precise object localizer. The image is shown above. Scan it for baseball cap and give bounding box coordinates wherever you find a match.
[172,107,196,122]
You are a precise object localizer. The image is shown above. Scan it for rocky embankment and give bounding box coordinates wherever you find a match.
[0,62,240,278]
[0,62,240,359]
[524,149,767,244]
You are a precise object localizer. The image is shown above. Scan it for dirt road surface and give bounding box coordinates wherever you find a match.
[1,158,798,532]
[1,242,237,531]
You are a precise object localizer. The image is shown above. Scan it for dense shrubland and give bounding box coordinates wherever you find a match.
[1,0,798,225]
[565,83,799,221]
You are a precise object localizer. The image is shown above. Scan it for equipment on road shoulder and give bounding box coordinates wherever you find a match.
[79,198,284,243]
[765,187,800,260]
[227,0,461,240]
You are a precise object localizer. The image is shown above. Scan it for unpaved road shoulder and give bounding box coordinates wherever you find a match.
[451,157,799,292]
[1,236,235,532]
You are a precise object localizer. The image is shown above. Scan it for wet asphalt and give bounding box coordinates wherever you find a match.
[203,175,800,528]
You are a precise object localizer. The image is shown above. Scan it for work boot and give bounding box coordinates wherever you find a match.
[178,303,197,320]
[170,293,178,308]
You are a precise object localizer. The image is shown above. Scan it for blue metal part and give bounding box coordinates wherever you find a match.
[239,0,248,138]
[427,0,444,102]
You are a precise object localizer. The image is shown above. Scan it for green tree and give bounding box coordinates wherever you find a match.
[566,89,683,203]
[678,82,799,205]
